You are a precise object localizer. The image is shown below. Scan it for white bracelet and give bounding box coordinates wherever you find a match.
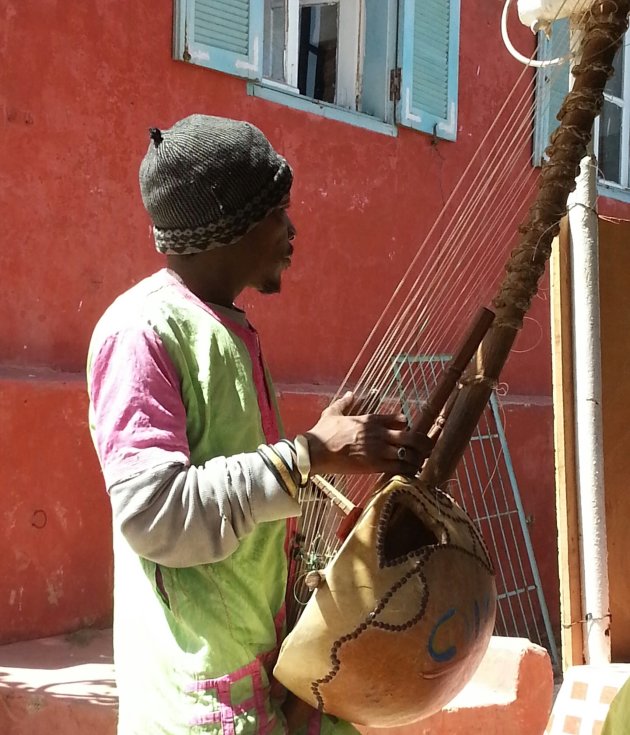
[294,434,311,487]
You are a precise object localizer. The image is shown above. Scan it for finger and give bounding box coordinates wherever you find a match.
[404,432,435,456]
[324,391,355,417]
[385,429,434,456]
[381,444,425,470]
[367,413,409,430]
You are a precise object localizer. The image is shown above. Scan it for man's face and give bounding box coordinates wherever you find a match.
[240,194,296,295]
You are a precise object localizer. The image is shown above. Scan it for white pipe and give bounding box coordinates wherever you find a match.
[518,0,594,30]
[502,0,574,67]
[568,153,611,665]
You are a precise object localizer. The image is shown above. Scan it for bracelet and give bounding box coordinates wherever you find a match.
[257,444,299,499]
[294,434,311,487]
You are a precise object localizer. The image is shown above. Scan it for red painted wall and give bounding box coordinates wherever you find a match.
[0,369,112,642]
[2,0,625,645]
[1,0,546,389]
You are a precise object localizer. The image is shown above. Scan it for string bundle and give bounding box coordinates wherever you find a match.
[276,0,629,726]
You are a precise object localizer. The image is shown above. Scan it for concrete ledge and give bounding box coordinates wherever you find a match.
[359,637,553,735]
[0,632,552,735]
[0,629,116,735]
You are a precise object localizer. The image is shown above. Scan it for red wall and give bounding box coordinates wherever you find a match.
[0,369,112,641]
[2,0,621,645]
[0,0,546,389]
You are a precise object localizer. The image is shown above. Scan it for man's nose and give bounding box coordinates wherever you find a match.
[286,213,297,240]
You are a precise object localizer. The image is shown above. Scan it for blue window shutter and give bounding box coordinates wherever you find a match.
[533,19,570,166]
[399,0,460,141]
[173,0,263,80]
[361,0,398,123]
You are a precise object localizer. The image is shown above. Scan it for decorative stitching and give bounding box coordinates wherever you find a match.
[375,488,450,568]
[393,481,494,572]
[310,544,495,710]
[310,558,432,709]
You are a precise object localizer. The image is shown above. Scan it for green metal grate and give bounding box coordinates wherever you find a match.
[393,353,559,667]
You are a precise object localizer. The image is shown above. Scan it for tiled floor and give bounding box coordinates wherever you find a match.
[544,665,630,735]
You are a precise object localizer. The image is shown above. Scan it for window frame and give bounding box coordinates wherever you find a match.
[594,32,630,193]
[174,0,460,141]
[535,21,630,203]
[262,0,362,111]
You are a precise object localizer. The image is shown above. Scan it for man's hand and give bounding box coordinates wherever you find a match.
[305,391,433,477]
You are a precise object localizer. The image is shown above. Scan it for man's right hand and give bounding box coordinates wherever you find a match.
[304,391,433,477]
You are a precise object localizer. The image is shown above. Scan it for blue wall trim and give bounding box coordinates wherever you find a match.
[247,83,398,137]
[598,182,630,204]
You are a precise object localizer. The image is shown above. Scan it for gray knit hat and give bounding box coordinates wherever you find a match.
[139,115,293,255]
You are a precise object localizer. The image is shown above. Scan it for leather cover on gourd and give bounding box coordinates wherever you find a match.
[274,476,497,727]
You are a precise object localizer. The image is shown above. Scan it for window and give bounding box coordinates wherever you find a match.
[595,36,630,191]
[534,20,630,198]
[297,4,340,104]
[173,0,461,140]
[263,0,359,110]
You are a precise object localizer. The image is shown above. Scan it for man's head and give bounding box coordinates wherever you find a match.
[140,114,293,254]
[138,115,295,301]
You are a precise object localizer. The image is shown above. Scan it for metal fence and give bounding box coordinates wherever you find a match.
[392,353,559,667]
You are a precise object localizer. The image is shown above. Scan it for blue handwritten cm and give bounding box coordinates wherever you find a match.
[427,595,493,663]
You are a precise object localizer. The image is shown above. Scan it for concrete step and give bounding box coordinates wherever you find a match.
[0,631,552,734]
[0,628,116,735]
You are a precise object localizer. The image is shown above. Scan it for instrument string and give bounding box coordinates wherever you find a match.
[327,10,574,406]
[296,146,545,578]
[292,17,579,612]
[340,25,578,423]
[294,82,564,600]
[329,24,578,418]
[326,83,556,474]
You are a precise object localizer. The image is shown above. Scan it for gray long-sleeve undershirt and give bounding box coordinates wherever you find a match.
[107,445,301,568]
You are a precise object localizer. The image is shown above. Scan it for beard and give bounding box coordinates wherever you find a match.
[258,275,282,295]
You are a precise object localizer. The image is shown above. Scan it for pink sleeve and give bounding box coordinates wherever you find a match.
[89,324,190,488]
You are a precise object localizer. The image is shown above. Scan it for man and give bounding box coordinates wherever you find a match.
[88,114,429,734]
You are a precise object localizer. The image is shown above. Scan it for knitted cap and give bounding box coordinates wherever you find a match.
[139,115,293,255]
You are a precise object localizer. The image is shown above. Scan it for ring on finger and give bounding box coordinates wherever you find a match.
[397,447,408,461]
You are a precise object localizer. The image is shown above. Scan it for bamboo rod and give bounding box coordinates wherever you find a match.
[411,307,495,436]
